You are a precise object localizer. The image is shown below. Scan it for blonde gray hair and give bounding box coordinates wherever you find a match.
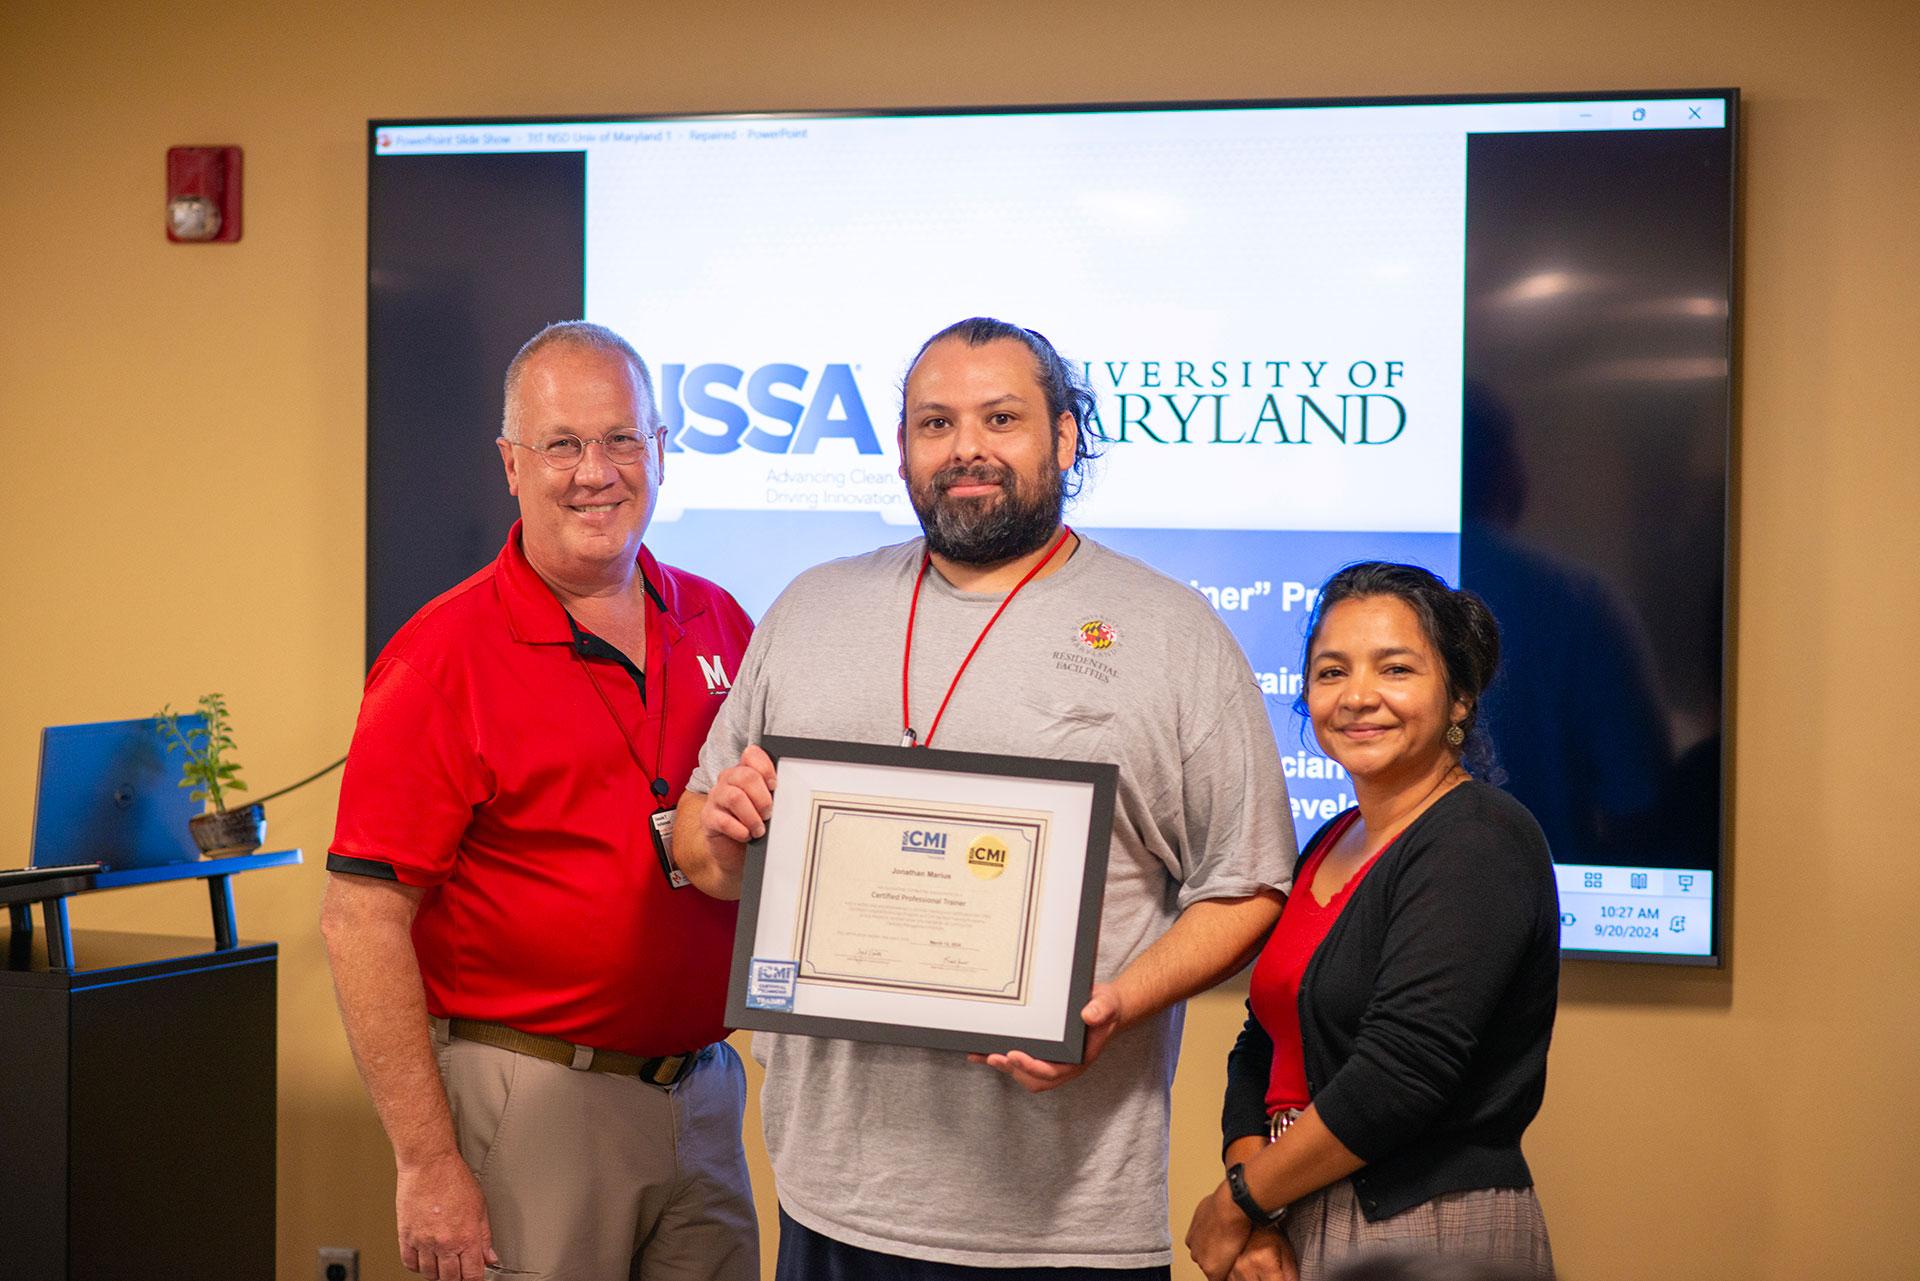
[501,321,661,440]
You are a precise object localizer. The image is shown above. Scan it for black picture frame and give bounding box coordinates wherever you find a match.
[725,735,1117,1060]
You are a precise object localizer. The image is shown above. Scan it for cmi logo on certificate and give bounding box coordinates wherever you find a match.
[966,835,1009,879]
[746,958,799,1011]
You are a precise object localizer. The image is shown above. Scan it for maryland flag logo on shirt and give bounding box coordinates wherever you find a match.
[1075,619,1117,651]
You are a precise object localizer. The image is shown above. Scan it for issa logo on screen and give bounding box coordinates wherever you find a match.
[660,362,879,456]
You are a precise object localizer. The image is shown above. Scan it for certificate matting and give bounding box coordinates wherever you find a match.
[725,736,1116,1060]
[794,793,1049,1003]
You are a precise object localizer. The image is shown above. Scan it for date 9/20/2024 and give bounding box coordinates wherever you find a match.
[1592,902,1685,941]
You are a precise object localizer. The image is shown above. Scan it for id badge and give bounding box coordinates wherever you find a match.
[649,808,690,889]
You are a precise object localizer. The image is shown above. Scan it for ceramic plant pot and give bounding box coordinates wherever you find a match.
[188,803,266,857]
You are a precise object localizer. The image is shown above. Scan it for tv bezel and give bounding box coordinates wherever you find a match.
[366,87,1740,967]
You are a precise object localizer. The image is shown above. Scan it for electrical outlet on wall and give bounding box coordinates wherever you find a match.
[317,1246,360,1281]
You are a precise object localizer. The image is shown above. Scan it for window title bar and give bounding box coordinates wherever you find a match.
[373,98,1728,156]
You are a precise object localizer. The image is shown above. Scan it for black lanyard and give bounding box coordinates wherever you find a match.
[569,574,674,809]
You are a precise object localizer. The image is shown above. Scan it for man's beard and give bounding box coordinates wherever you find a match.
[909,460,1065,567]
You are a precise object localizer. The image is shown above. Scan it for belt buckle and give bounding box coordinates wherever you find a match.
[647,1054,687,1087]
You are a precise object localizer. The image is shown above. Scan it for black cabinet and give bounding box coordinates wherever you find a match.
[0,931,276,1280]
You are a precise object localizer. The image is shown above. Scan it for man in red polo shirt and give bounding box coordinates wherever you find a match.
[321,322,756,1281]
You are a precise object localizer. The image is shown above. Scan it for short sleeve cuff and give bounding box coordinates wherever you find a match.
[325,849,449,887]
[1176,872,1294,911]
[325,852,398,879]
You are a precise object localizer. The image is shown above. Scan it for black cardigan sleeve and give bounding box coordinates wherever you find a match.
[1306,793,1555,1163]
[1221,999,1274,1153]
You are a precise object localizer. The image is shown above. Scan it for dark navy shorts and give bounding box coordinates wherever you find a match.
[774,1207,1173,1281]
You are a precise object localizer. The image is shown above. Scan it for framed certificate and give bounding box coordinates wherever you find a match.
[725,735,1117,1061]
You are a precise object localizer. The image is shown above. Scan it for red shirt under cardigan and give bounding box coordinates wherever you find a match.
[1249,808,1385,1115]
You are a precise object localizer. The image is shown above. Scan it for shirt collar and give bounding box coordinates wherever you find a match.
[495,521,693,645]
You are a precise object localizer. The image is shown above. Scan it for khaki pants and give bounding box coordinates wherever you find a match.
[433,1020,758,1281]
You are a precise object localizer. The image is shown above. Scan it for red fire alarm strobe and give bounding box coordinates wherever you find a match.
[167,146,243,243]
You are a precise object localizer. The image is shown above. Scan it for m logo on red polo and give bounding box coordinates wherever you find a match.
[697,655,732,693]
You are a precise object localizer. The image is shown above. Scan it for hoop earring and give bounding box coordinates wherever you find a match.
[1445,723,1465,748]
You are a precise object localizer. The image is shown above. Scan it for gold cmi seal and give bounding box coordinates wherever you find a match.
[965,834,1009,879]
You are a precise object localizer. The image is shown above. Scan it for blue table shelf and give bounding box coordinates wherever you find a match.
[2,848,302,969]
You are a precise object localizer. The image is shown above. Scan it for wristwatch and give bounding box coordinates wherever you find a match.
[1225,1162,1289,1230]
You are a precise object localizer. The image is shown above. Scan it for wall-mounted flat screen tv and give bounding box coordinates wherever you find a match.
[368,89,1736,964]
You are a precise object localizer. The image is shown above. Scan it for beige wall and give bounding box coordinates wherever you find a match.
[3,1,1916,1277]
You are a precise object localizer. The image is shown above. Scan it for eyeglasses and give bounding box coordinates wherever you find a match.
[500,430,655,470]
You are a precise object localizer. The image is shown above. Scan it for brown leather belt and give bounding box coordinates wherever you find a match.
[447,1019,706,1088]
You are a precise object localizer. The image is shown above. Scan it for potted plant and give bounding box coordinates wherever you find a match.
[155,693,265,856]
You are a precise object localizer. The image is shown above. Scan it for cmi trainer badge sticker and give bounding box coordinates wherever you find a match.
[745,958,798,1011]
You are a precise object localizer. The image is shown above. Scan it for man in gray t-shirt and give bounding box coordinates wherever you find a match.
[676,318,1295,1275]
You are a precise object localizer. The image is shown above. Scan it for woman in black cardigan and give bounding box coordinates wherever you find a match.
[1185,562,1559,1281]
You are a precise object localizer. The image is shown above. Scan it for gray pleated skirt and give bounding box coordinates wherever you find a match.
[1284,1179,1555,1279]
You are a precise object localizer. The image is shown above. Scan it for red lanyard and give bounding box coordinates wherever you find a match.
[901,526,1073,749]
